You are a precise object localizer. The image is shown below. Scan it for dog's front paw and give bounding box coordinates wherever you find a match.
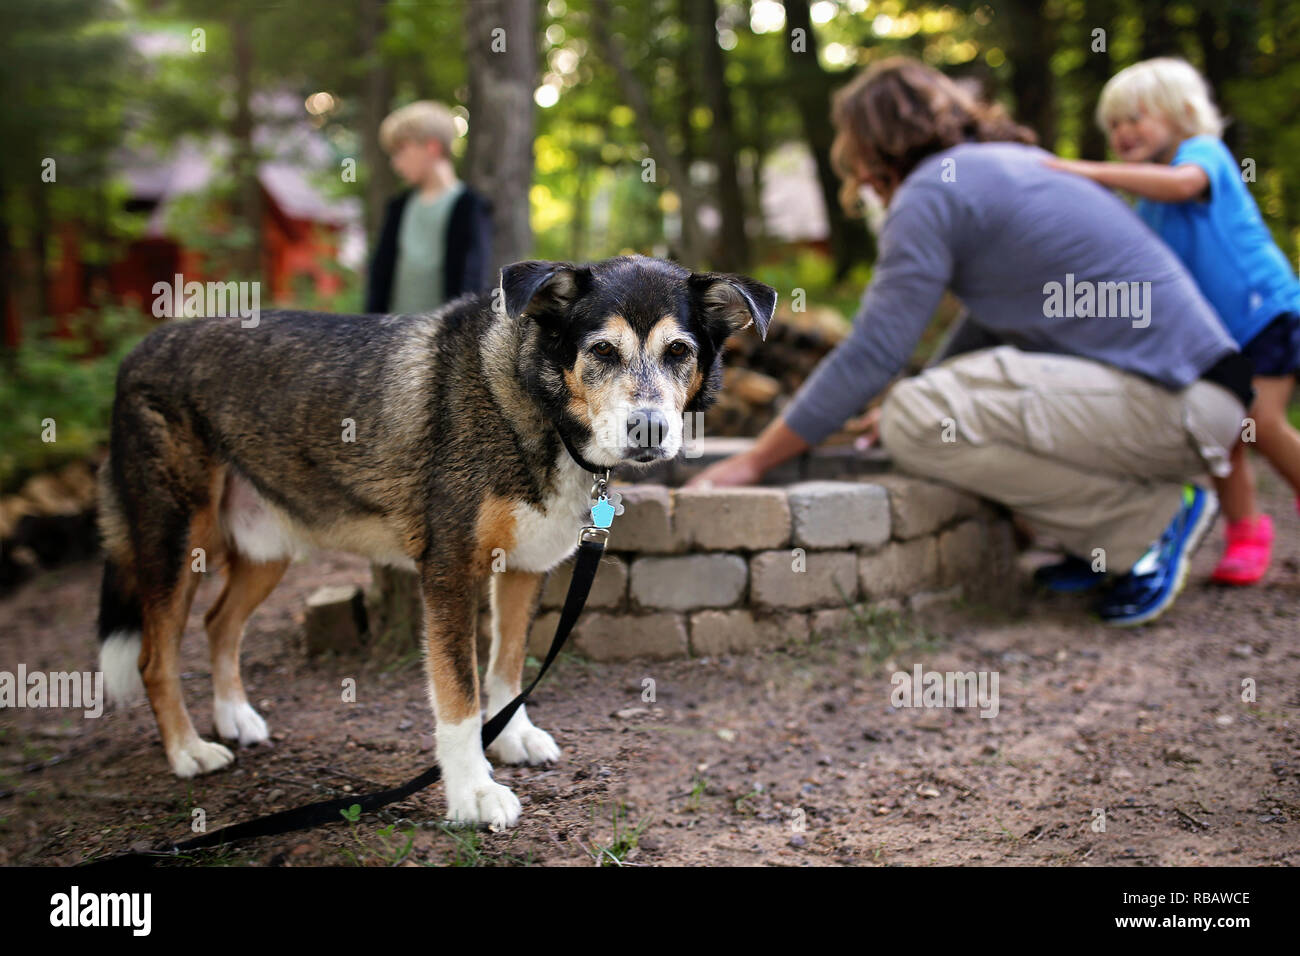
[444,776,522,830]
[169,738,235,778]
[214,698,270,746]
[488,722,561,766]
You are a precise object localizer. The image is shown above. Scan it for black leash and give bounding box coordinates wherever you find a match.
[81,471,616,869]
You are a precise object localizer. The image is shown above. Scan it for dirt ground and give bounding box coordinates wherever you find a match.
[2,471,1298,868]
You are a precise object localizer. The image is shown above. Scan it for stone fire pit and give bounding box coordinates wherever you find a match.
[514,438,1018,661]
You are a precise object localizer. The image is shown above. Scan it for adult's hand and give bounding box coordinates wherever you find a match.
[684,418,811,489]
[683,451,764,489]
[844,406,882,451]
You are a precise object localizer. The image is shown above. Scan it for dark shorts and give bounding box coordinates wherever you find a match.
[1241,311,1300,378]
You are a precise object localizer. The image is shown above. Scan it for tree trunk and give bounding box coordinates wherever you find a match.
[364,561,424,657]
[1004,0,1057,149]
[1196,4,1255,154]
[32,180,49,322]
[366,0,539,653]
[1137,0,1178,59]
[231,16,263,283]
[465,0,538,275]
[677,0,697,257]
[783,0,872,279]
[360,0,396,246]
[570,156,589,259]
[0,183,17,348]
[688,0,749,272]
[1077,3,1114,161]
[361,0,408,653]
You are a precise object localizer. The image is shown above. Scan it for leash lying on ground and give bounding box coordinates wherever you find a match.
[81,470,619,869]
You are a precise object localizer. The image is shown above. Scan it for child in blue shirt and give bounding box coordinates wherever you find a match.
[1049,57,1300,586]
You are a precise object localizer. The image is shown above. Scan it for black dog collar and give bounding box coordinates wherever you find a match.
[556,426,610,475]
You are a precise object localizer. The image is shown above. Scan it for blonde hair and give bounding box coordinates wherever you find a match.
[379,100,457,153]
[830,56,1036,215]
[1096,58,1224,138]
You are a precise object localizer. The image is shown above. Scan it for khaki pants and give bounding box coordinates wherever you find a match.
[878,346,1246,573]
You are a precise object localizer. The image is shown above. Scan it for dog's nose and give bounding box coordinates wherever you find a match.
[626,407,669,450]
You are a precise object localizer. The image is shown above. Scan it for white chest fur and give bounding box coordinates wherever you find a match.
[504,454,593,574]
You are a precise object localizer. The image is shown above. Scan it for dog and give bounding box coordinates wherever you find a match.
[96,255,775,828]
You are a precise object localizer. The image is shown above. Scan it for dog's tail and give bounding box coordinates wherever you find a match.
[96,459,145,705]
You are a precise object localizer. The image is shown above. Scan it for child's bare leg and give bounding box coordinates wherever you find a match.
[1213,440,1256,523]
[1210,380,1281,585]
[1251,376,1300,493]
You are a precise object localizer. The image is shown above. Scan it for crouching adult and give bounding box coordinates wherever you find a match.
[687,57,1250,626]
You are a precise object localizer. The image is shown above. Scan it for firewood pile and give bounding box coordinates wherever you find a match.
[0,459,101,593]
[710,304,849,437]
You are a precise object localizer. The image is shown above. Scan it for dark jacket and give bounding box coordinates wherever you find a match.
[364,185,494,313]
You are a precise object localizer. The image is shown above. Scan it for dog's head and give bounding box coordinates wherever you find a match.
[500,255,776,470]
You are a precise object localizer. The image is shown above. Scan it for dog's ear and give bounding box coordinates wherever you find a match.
[688,272,777,345]
[499,260,589,323]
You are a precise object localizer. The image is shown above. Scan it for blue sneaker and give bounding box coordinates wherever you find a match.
[1033,554,1108,593]
[1097,485,1219,627]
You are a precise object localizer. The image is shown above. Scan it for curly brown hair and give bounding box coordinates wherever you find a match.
[830,56,1037,215]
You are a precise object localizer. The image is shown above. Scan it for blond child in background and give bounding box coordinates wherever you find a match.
[365,100,493,315]
[1048,58,1300,586]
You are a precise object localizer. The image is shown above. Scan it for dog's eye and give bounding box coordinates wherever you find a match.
[591,341,616,358]
[666,341,690,358]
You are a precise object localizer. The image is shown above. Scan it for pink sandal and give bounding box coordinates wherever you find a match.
[1211,514,1274,585]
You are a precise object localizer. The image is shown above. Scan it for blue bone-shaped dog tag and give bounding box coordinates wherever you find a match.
[590,489,624,528]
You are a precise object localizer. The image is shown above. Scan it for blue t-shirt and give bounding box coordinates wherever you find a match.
[1137,135,1300,347]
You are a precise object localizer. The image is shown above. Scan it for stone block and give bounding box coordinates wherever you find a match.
[572,612,688,661]
[750,549,858,609]
[672,486,791,550]
[540,554,628,609]
[629,553,748,610]
[610,484,683,553]
[689,609,809,655]
[871,475,981,539]
[787,481,891,549]
[858,537,939,600]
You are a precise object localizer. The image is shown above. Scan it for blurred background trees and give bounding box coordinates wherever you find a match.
[9,0,1300,317]
[4,0,1300,491]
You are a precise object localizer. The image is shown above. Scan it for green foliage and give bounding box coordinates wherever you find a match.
[162,188,258,284]
[0,308,154,492]
[0,0,132,189]
[588,801,651,866]
[282,259,365,315]
[438,822,486,867]
[749,248,873,322]
[338,809,418,867]
[10,0,1300,387]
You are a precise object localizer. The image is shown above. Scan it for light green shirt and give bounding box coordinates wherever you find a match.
[391,181,465,314]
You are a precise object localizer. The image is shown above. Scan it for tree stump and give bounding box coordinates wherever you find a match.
[364,564,492,663]
[364,563,424,659]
